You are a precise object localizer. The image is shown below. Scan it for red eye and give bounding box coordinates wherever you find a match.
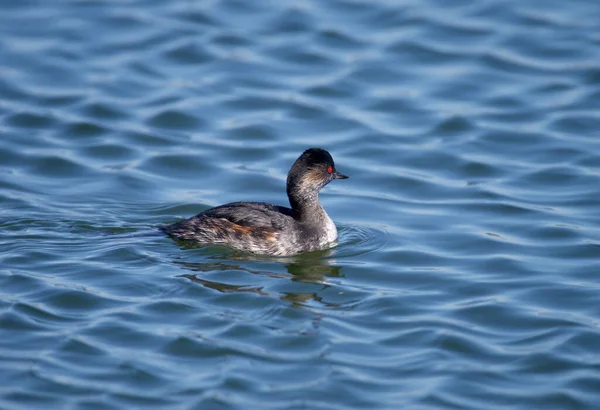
[327,166,333,173]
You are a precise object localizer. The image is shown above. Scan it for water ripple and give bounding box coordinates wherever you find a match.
[2,0,600,408]
[336,224,391,259]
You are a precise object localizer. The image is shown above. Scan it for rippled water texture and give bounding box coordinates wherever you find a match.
[2,0,600,408]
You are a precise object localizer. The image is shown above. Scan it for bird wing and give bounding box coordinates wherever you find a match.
[200,202,294,231]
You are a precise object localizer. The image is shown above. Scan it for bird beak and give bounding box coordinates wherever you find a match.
[333,171,348,179]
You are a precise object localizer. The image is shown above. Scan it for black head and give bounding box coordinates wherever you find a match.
[287,148,348,208]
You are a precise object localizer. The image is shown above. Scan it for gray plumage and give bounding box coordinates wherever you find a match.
[160,148,348,256]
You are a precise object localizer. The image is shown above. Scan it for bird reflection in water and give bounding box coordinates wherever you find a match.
[174,245,344,307]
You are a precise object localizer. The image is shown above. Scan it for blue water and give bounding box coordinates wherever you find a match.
[2,0,600,409]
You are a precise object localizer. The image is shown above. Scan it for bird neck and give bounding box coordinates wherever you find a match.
[287,188,326,222]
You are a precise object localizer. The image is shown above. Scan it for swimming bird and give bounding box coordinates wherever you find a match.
[161,148,348,256]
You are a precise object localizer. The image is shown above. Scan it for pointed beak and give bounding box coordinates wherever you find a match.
[333,171,348,180]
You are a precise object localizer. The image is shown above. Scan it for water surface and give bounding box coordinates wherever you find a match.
[1,0,600,409]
